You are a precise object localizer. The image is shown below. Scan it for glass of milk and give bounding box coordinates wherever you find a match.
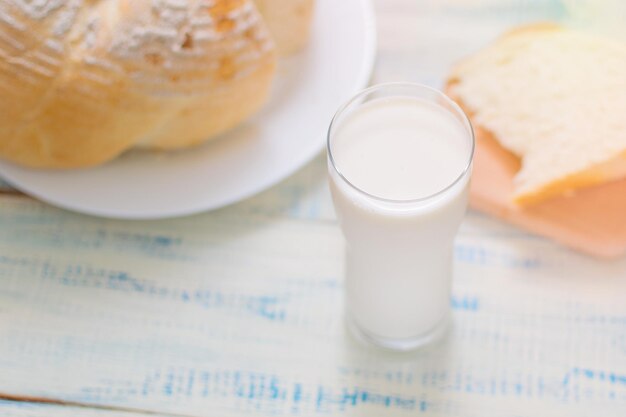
[327,83,474,351]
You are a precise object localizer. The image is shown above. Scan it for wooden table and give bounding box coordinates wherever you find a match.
[1,1,625,416]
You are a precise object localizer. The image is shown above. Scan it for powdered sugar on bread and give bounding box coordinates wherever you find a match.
[0,0,283,168]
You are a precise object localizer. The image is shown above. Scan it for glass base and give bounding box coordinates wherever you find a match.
[347,313,450,352]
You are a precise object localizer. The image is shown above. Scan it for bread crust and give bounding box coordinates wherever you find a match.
[254,0,315,54]
[0,0,277,168]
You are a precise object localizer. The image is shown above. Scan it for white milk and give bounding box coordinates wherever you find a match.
[328,96,472,347]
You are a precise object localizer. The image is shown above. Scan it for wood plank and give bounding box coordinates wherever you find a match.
[0,399,173,417]
[0,186,624,416]
[0,179,17,194]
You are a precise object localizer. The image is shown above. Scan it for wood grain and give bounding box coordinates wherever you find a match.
[0,399,174,417]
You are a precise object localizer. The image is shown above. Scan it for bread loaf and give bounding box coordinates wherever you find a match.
[447,24,626,205]
[254,0,314,54]
[0,0,298,168]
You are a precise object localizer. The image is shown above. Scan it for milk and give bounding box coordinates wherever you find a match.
[328,94,473,349]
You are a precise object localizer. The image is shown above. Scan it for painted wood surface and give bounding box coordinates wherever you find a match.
[0,400,171,417]
[1,1,624,416]
[1,154,625,416]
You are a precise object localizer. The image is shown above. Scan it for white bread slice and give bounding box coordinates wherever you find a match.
[447,24,626,205]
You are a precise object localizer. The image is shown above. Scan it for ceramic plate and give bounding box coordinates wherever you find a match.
[0,0,376,219]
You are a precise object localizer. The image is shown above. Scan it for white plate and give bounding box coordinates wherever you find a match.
[0,0,376,219]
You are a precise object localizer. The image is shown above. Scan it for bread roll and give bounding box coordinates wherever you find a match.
[447,24,626,205]
[254,0,314,54]
[0,0,276,168]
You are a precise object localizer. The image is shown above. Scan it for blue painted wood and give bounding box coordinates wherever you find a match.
[0,156,624,416]
[0,400,170,417]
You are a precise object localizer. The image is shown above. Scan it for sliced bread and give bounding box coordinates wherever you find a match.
[447,24,626,205]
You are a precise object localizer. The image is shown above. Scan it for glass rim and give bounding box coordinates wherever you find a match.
[327,82,476,205]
